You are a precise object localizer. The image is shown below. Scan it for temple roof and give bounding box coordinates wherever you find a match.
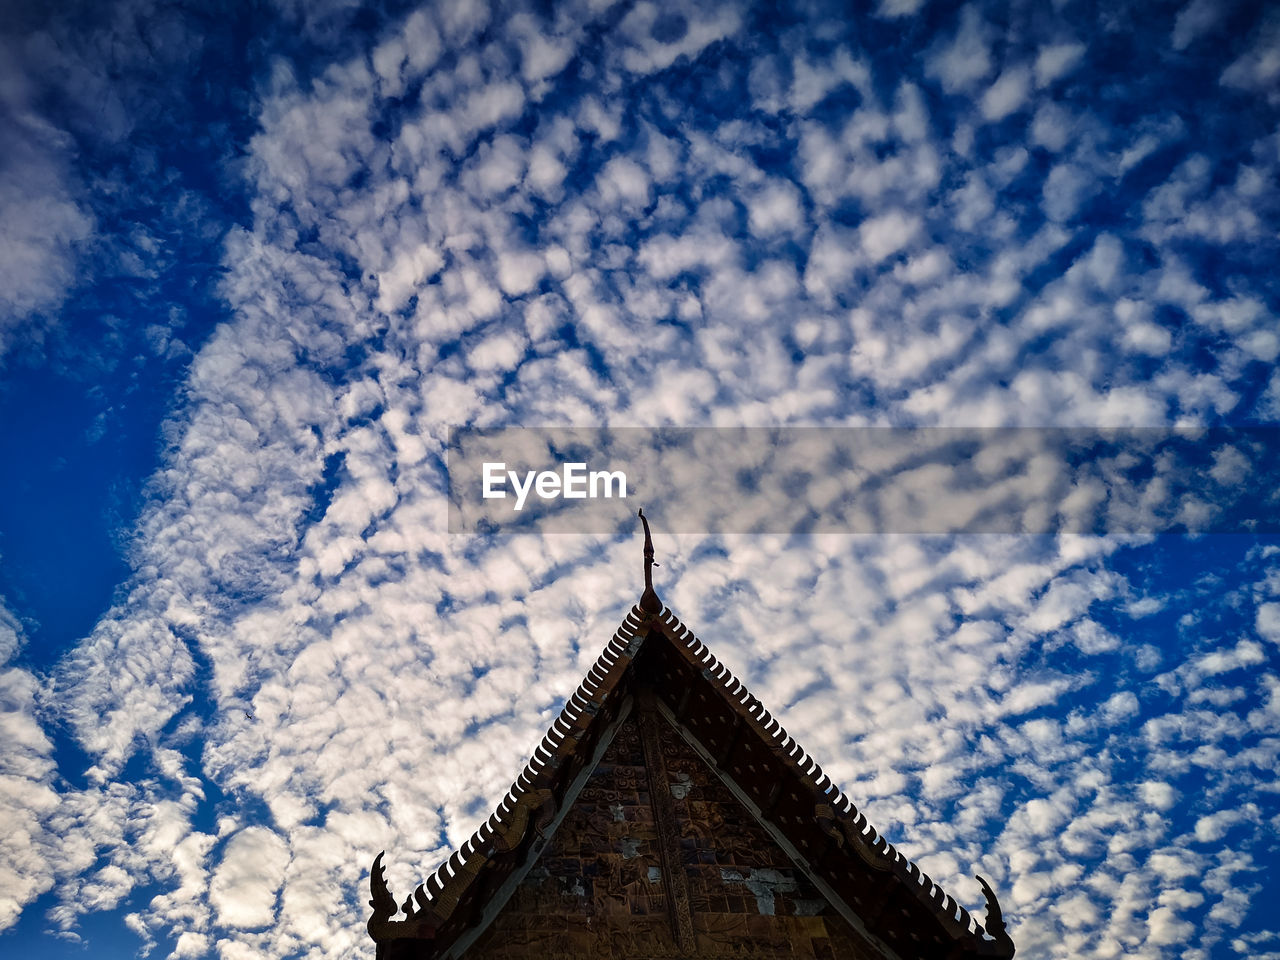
[367,522,1015,960]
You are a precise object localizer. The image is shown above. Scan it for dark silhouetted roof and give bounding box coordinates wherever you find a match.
[366,591,1016,960]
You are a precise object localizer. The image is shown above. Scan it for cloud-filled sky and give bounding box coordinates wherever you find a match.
[1,0,1278,958]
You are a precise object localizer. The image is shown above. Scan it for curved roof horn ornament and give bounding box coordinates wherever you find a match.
[975,875,1016,957]
[638,508,662,614]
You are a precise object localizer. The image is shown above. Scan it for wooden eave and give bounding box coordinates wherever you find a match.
[367,603,1015,960]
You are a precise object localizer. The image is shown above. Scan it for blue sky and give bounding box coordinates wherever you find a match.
[1,0,1278,958]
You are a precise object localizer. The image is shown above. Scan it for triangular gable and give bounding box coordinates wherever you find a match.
[367,603,1015,959]
[462,695,890,958]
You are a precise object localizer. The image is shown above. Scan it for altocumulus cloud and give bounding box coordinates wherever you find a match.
[0,601,59,928]
[210,828,289,929]
[2,1,1279,960]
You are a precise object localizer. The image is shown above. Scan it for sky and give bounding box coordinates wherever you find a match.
[0,0,1278,958]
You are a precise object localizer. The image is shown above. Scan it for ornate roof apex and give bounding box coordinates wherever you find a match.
[638,508,662,614]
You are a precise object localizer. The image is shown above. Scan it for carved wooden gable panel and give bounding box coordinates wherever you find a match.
[465,703,885,960]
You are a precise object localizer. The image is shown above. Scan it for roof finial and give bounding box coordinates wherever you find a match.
[638,508,662,614]
[975,875,1015,956]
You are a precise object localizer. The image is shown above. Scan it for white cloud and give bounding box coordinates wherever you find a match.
[371,10,442,98]
[788,48,872,113]
[876,0,925,18]
[376,244,444,313]
[0,49,93,351]
[1034,41,1086,87]
[859,210,921,263]
[746,179,804,236]
[1256,603,1280,645]
[1042,162,1096,222]
[1171,0,1221,51]
[210,828,290,929]
[1099,691,1140,725]
[613,0,743,76]
[1193,806,1255,843]
[981,66,1032,122]
[925,7,993,94]
[595,155,653,210]
[0,605,59,930]
[495,250,545,297]
[1117,300,1172,356]
[505,12,579,87]
[1220,16,1280,100]
[173,931,211,957]
[1030,101,1077,152]
[1139,781,1177,811]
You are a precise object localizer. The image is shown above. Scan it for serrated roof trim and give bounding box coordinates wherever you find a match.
[408,607,647,917]
[649,605,998,947]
